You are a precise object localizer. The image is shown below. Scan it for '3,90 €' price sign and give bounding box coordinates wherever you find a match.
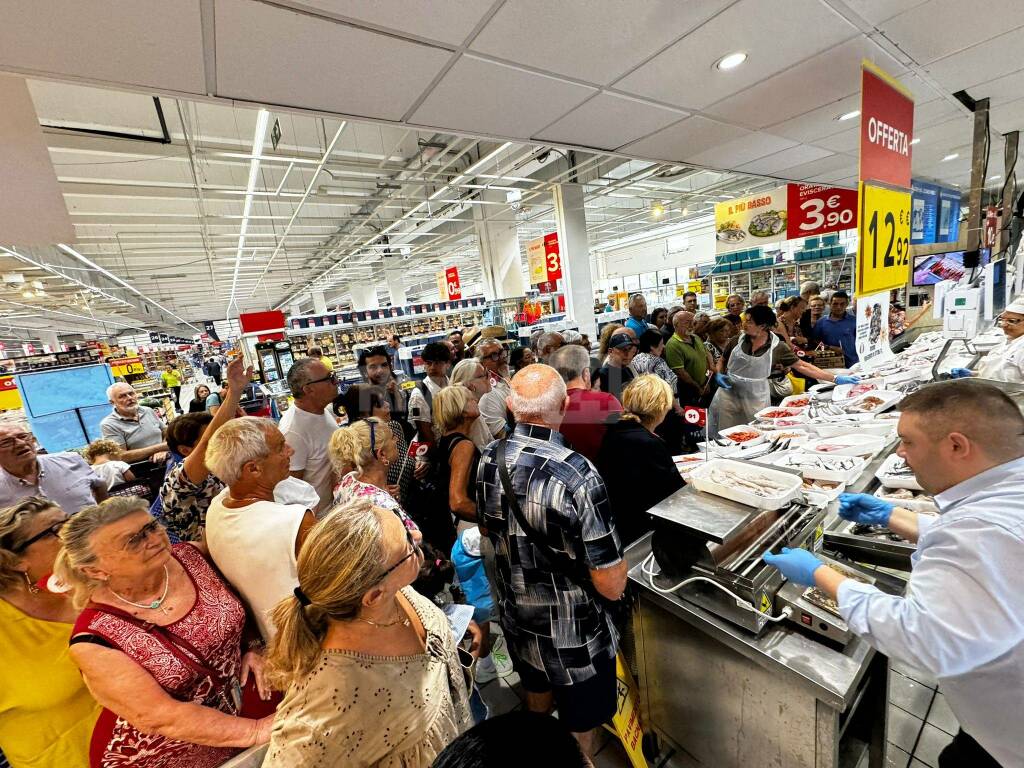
[857,181,911,295]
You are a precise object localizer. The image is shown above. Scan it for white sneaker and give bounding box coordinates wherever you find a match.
[489,634,515,679]
[476,653,498,684]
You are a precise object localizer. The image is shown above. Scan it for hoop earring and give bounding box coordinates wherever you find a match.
[22,571,39,595]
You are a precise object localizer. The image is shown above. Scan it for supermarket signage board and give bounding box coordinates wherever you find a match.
[859,61,914,189]
[786,184,857,239]
[526,232,561,285]
[108,357,145,376]
[857,182,911,295]
[910,179,939,244]
[445,266,462,300]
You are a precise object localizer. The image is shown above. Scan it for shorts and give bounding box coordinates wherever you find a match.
[507,644,617,733]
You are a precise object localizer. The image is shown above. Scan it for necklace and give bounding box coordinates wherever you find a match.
[109,565,170,612]
[355,614,411,628]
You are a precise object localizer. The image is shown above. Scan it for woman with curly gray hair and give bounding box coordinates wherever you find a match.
[0,497,98,768]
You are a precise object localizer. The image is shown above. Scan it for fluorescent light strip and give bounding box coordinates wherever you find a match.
[0,297,146,330]
[56,244,201,332]
[227,108,271,317]
[247,120,347,298]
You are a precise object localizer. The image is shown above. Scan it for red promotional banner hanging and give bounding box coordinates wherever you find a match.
[444,266,462,300]
[786,184,858,239]
[543,232,562,281]
[859,61,914,188]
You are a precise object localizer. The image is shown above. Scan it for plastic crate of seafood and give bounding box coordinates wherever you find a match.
[688,459,803,510]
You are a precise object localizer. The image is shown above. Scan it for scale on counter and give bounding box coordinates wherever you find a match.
[644,480,863,644]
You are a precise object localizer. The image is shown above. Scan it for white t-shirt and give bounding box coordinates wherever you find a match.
[407,377,447,434]
[278,403,339,515]
[91,460,131,490]
[204,490,307,640]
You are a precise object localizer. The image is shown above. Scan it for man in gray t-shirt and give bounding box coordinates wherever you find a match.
[100,382,167,463]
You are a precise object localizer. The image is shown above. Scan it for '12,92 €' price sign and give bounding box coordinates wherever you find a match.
[857,181,911,295]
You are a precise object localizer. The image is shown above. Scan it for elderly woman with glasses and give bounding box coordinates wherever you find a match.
[263,497,472,768]
[0,497,100,768]
[204,418,318,642]
[56,497,275,768]
[950,299,1024,383]
[338,383,416,505]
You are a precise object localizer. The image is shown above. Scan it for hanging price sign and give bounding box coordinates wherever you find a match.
[857,182,911,295]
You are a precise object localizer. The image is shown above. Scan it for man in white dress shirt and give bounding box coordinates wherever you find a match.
[765,380,1024,767]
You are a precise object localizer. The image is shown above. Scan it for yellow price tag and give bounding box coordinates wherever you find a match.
[857,182,911,295]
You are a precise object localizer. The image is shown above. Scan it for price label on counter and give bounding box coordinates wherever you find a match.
[856,181,911,295]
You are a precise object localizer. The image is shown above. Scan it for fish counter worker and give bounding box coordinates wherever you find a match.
[950,298,1024,383]
[764,380,1024,768]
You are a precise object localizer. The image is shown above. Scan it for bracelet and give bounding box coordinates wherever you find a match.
[246,639,265,652]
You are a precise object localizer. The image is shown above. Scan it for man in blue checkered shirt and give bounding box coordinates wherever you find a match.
[476,363,626,757]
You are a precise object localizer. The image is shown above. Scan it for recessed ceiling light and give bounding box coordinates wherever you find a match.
[837,109,861,121]
[941,153,959,162]
[715,52,747,71]
[910,138,921,145]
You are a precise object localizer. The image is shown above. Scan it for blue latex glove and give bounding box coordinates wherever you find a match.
[838,492,893,526]
[949,368,973,379]
[762,547,824,586]
[834,375,860,385]
[714,372,733,390]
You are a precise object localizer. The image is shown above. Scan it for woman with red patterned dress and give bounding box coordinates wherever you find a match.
[54,497,275,768]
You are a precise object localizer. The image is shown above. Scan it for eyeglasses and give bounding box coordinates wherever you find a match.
[11,518,66,553]
[378,528,422,581]
[306,372,337,386]
[124,519,163,552]
[482,350,507,361]
[0,433,35,451]
[996,315,1023,326]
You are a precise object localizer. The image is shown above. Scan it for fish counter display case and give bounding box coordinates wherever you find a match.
[626,472,907,768]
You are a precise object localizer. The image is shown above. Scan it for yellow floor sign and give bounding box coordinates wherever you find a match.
[606,653,650,768]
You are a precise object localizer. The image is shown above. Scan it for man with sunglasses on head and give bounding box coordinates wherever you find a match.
[279,358,340,515]
[0,423,108,513]
[949,299,1024,383]
[476,338,513,439]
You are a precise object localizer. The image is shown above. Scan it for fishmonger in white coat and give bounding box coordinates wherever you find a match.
[951,298,1024,383]
[764,381,1024,768]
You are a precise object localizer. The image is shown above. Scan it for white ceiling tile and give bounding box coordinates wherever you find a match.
[841,0,929,25]
[215,0,451,121]
[535,93,687,150]
[686,132,797,169]
[911,116,973,155]
[965,69,1024,107]
[767,94,861,143]
[705,36,905,129]
[277,0,494,45]
[410,55,597,138]
[879,0,1024,64]
[735,144,834,176]
[776,152,858,182]
[619,116,750,162]
[815,128,860,154]
[615,0,857,109]
[470,0,733,85]
[895,71,941,104]
[913,98,967,131]
[990,97,1024,135]
[0,0,204,93]
[922,27,1024,95]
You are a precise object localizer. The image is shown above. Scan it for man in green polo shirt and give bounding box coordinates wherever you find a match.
[665,310,713,405]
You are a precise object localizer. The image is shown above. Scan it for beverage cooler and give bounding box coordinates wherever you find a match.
[255,340,295,383]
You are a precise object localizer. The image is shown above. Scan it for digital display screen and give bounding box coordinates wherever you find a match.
[912,252,966,286]
[17,364,113,418]
[30,411,87,453]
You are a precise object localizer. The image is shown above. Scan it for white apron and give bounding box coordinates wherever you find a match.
[709,332,778,438]
[977,333,1024,383]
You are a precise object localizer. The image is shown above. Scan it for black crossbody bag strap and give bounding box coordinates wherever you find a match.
[495,440,605,607]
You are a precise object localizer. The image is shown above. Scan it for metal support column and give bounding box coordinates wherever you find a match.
[966,98,990,251]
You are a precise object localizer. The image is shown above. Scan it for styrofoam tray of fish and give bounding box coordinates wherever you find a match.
[718,425,766,446]
[873,486,937,514]
[831,379,884,402]
[874,453,923,490]
[802,478,846,505]
[766,451,867,483]
[843,389,903,414]
[806,433,889,458]
[689,459,803,510]
[761,428,810,447]
[806,414,892,438]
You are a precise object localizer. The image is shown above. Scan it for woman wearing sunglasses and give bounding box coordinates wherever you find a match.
[949,299,1024,383]
[0,497,99,768]
[55,496,276,768]
[263,497,472,767]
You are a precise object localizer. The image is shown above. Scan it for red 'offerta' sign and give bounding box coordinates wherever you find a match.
[786,184,858,238]
[859,65,914,188]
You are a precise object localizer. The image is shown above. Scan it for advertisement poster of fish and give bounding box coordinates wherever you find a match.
[855,290,894,370]
[714,187,788,254]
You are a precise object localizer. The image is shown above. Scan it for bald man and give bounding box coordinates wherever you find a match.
[476,364,626,757]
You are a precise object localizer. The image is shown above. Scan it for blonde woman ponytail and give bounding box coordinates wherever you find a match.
[328,418,387,476]
[265,497,388,688]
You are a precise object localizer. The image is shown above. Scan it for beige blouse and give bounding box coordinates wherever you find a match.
[262,587,471,768]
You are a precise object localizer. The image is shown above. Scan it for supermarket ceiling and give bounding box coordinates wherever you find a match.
[1,0,1023,329]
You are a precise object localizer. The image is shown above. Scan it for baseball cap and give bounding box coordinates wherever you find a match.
[608,332,639,350]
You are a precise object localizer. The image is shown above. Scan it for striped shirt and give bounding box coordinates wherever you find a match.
[476,423,622,685]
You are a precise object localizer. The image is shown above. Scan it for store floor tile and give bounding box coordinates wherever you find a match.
[888,672,934,720]
[924,692,959,736]
[890,660,937,689]
[911,723,954,767]
[888,705,925,753]
[476,678,521,717]
[886,743,911,768]
[592,737,632,768]
[910,760,931,768]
